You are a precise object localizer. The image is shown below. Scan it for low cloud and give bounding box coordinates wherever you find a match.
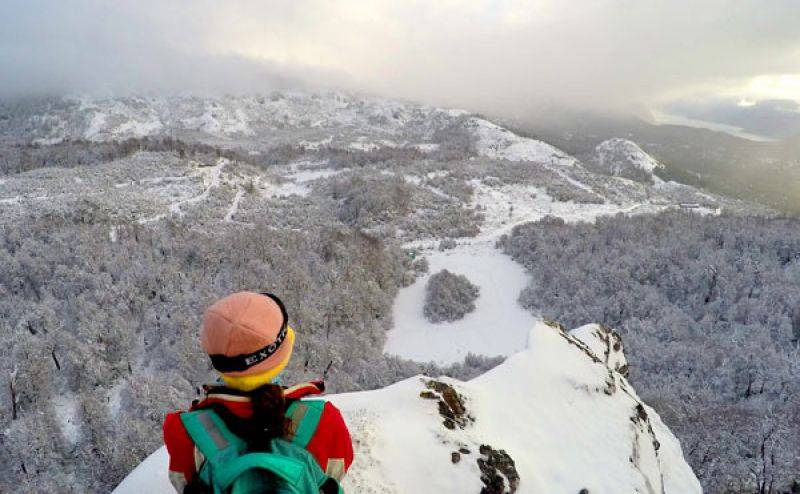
[2,0,800,123]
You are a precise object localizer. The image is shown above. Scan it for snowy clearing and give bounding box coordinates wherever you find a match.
[385,242,535,364]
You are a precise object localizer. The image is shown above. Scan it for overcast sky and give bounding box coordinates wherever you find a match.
[2,0,800,138]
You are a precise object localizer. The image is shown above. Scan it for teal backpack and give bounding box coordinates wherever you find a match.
[180,406,342,494]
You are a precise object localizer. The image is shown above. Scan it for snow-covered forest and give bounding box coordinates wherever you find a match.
[500,212,800,492]
[0,208,508,492]
[0,92,794,493]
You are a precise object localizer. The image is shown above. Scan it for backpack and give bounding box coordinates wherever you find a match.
[180,407,342,494]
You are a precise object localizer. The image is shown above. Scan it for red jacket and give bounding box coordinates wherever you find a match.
[163,381,353,493]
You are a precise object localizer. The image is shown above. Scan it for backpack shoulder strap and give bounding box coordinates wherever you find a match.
[181,408,244,461]
[285,399,326,447]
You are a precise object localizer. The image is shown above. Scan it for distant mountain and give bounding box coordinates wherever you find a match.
[0,92,763,228]
[504,109,800,215]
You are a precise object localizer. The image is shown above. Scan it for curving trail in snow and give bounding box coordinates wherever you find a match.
[169,158,228,215]
[223,188,246,223]
[385,172,672,365]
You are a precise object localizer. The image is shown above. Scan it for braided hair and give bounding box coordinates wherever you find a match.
[209,383,289,452]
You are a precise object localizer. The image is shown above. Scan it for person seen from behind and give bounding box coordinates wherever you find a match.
[163,291,354,493]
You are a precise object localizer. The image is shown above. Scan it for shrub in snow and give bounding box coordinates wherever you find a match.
[329,174,412,228]
[438,238,457,251]
[400,204,483,239]
[423,269,480,323]
[411,256,429,274]
[545,183,605,204]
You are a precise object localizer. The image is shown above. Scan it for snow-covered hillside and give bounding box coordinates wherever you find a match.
[1,92,763,493]
[0,92,462,149]
[113,321,701,494]
[590,138,664,184]
[1,91,753,229]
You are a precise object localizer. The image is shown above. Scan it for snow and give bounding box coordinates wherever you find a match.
[113,323,701,494]
[113,118,164,138]
[113,446,170,493]
[260,180,311,199]
[115,176,192,189]
[471,181,662,236]
[169,159,227,215]
[387,177,668,365]
[385,242,536,364]
[134,159,233,224]
[32,136,65,146]
[228,109,254,136]
[299,136,333,150]
[84,112,108,140]
[52,394,80,446]
[0,196,21,205]
[594,138,663,176]
[181,106,254,136]
[254,161,346,200]
[107,382,125,418]
[286,166,346,183]
[414,143,440,152]
[402,174,422,186]
[468,118,578,167]
[463,323,701,494]
[348,141,380,152]
[223,188,245,222]
[466,117,599,195]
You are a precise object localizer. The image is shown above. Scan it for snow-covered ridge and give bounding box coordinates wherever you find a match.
[113,321,701,494]
[467,117,579,167]
[591,138,664,183]
[9,92,470,144]
[2,90,742,233]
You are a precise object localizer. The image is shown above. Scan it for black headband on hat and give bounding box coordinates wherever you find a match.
[208,292,289,373]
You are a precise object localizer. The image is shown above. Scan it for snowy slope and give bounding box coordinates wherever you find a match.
[113,321,701,494]
[467,118,578,167]
[591,138,664,183]
[2,91,749,229]
[4,92,466,146]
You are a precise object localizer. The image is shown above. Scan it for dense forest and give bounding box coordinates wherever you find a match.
[500,212,800,493]
[0,211,501,492]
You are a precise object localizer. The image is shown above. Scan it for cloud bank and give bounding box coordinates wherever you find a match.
[2,0,800,122]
